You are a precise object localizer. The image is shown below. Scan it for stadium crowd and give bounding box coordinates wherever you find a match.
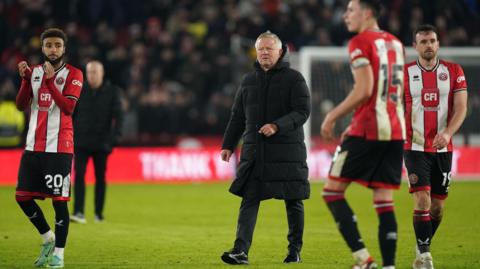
[1,0,479,145]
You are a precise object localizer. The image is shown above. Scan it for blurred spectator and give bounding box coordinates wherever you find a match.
[71,60,123,223]
[0,79,24,147]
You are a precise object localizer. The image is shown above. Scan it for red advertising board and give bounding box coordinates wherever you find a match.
[0,147,479,185]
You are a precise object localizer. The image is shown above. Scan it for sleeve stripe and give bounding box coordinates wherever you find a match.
[453,88,467,92]
[351,57,370,69]
[66,95,79,101]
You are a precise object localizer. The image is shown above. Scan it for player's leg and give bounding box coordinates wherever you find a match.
[430,151,452,238]
[373,188,397,269]
[283,199,304,263]
[323,179,376,267]
[92,151,109,221]
[369,140,403,269]
[47,200,70,268]
[412,190,432,253]
[430,198,445,238]
[71,150,88,223]
[17,196,55,267]
[325,137,378,268]
[42,152,73,268]
[405,150,435,269]
[16,151,55,267]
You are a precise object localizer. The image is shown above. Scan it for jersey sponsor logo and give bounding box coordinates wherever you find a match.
[457,75,465,83]
[72,79,82,87]
[40,93,51,102]
[38,90,53,109]
[34,76,41,82]
[350,48,362,59]
[55,77,65,85]
[438,72,448,81]
[421,88,439,110]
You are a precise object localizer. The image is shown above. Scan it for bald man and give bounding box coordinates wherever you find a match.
[71,60,123,224]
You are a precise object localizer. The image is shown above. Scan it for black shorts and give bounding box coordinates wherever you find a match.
[16,151,73,201]
[404,150,452,200]
[328,136,404,189]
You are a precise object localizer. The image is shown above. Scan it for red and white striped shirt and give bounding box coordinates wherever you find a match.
[404,59,467,152]
[347,30,406,141]
[17,63,83,154]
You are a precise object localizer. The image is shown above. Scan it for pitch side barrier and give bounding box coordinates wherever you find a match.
[0,147,479,184]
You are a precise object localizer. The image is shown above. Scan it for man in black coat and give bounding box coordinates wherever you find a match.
[70,60,123,223]
[220,31,311,265]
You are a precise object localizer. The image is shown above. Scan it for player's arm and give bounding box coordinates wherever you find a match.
[45,78,78,115]
[433,64,468,149]
[432,90,467,149]
[16,79,33,111]
[44,63,83,115]
[16,61,33,111]
[321,63,374,139]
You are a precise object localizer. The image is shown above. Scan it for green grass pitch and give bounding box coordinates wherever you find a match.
[1,181,479,268]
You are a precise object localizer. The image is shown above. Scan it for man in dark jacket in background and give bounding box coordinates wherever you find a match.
[70,60,123,223]
[220,31,311,265]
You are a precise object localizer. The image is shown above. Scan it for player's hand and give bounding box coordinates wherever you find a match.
[43,62,55,79]
[432,132,451,149]
[258,123,278,137]
[18,61,32,79]
[321,113,336,140]
[221,149,233,162]
[340,125,351,142]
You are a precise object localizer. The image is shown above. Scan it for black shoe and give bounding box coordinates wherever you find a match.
[283,251,301,263]
[94,214,104,223]
[221,249,249,265]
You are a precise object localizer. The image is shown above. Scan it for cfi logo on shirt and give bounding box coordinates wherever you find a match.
[38,88,53,109]
[421,88,440,109]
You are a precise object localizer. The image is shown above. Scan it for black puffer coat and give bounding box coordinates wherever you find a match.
[73,81,123,152]
[222,47,311,200]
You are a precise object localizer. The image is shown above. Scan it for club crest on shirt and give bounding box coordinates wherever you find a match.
[438,72,448,81]
[408,173,419,184]
[56,77,65,85]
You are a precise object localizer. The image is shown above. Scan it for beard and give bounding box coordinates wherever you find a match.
[421,50,436,61]
[43,53,64,66]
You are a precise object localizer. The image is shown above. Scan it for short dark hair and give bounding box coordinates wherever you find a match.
[40,28,67,46]
[414,24,439,40]
[359,0,382,19]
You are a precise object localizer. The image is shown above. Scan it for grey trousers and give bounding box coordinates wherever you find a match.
[233,195,304,254]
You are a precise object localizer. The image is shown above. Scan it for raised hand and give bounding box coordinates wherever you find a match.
[18,61,32,79]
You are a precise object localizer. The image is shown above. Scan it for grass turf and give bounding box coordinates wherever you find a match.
[1,181,479,268]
